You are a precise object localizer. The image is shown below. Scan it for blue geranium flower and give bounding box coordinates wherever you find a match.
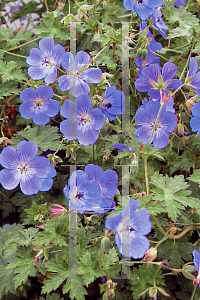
[63,170,102,214]
[190,100,200,135]
[123,0,163,20]
[85,164,118,214]
[26,38,65,84]
[135,62,182,100]
[185,57,200,96]
[0,141,54,195]
[100,86,125,121]
[135,100,177,149]
[105,198,152,259]
[151,9,168,40]
[60,94,105,146]
[19,86,60,125]
[58,50,102,97]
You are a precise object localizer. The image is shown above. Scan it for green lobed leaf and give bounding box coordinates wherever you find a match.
[151,173,200,222]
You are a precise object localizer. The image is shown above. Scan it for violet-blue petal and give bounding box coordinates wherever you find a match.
[81,68,102,83]
[28,66,48,81]
[90,108,105,130]
[17,141,38,164]
[58,75,74,92]
[40,178,53,192]
[20,87,37,103]
[19,102,35,119]
[32,109,50,125]
[188,57,199,78]
[111,143,134,152]
[129,233,150,259]
[43,100,60,117]
[36,85,54,101]
[105,211,122,231]
[0,146,19,169]
[162,62,178,83]
[78,128,99,146]
[52,44,65,65]
[192,248,200,272]
[26,48,45,66]
[20,174,42,195]
[190,117,200,132]
[174,0,185,6]
[28,156,51,178]
[61,52,76,72]
[144,0,163,8]
[191,100,200,117]
[75,50,90,71]
[165,79,182,90]
[39,37,54,57]
[71,78,90,97]
[141,63,160,83]
[0,168,20,190]
[44,65,57,84]
[191,73,200,90]
[135,78,153,92]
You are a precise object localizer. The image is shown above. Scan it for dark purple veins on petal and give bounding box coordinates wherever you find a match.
[105,103,112,109]
[76,192,84,199]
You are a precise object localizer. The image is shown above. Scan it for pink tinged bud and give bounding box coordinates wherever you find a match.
[182,265,195,280]
[186,99,195,112]
[34,256,40,264]
[143,247,157,264]
[177,123,184,136]
[157,287,171,297]
[49,203,65,218]
[149,287,157,297]
[160,93,170,105]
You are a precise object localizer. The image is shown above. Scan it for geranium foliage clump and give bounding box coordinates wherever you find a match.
[0,0,200,300]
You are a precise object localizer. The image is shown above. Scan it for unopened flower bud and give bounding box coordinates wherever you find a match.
[158,74,164,88]
[186,99,195,112]
[177,122,184,136]
[149,287,157,297]
[136,48,142,59]
[101,237,111,254]
[143,247,157,264]
[182,264,195,280]
[142,48,148,60]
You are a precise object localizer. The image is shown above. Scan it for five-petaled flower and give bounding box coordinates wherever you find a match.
[0,141,54,195]
[100,86,126,121]
[123,0,163,21]
[60,94,105,146]
[135,62,182,100]
[85,164,118,214]
[134,99,177,149]
[19,86,60,125]
[26,37,65,84]
[105,198,152,259]
[63,169,102,214]
[58,50,102,97]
